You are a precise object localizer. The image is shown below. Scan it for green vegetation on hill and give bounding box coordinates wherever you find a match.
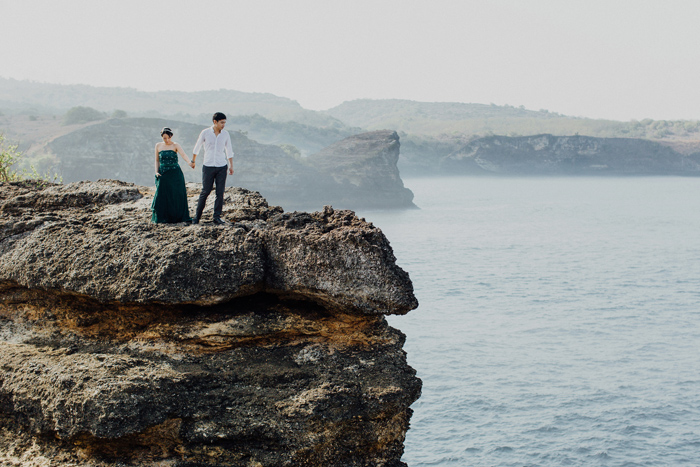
[0,77,342,127]
[63,106,107,125]
[225,114,360,156]
[326,99,564,125]
[4,78,700,144]
[324,99,700,141]
[4,79,700,179]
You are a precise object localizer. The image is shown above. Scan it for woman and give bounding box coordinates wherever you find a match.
[151,127,195,223]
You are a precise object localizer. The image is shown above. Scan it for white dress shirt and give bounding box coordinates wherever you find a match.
[193,127,234,167]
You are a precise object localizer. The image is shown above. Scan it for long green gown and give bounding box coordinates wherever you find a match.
[151,150,192,223]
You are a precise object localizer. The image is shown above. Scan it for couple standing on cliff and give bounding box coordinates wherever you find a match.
[151,112,234,225]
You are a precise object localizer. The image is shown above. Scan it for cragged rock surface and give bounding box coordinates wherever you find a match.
[0,180,417,314]
[0,180,420,467]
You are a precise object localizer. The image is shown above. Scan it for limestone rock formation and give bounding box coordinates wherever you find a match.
[308,130,415,209]
[0,180,421,467]
[50,118,414,210]
[441,134,700,175]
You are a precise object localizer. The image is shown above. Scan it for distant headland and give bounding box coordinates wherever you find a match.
[2,78,700,182]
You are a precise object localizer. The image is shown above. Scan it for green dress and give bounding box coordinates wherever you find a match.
[151,150,192,223]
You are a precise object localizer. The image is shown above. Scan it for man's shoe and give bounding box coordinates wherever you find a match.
[191,218,199,225]
[213,218,227,226]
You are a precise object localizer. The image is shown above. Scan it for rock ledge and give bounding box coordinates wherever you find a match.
[0,180,420,467]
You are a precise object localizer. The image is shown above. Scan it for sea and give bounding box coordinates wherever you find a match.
[357,177,700,467]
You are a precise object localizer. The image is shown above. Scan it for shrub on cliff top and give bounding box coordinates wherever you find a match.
[0,133,21,181]
[0,133,61,185]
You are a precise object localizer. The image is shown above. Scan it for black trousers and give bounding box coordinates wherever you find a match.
[196,165,227,220]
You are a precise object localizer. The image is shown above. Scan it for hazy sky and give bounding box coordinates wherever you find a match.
[2,0,700,121]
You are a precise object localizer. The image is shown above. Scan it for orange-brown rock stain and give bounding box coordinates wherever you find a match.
[0,283,396,353]
[72,418,184,462]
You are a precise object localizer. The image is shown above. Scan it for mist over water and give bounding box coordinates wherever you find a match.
[360,177,700,466]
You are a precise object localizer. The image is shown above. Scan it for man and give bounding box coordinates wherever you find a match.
[191,112,234,225]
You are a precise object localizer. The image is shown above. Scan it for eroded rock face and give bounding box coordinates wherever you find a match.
[441,133,700,175]
[0,180,420,467]
[308,130,416,209]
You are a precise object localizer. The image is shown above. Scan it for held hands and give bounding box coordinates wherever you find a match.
[229,167,234,175]
[190,161,195,169]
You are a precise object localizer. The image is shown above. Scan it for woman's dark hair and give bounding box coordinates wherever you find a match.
[212,112,227,122]
[160,127,173,137]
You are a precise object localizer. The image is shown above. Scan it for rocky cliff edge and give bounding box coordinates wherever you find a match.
[0,180,421,467]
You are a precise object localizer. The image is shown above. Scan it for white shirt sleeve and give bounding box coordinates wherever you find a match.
[225,131,234,159]
[193,129,206,155]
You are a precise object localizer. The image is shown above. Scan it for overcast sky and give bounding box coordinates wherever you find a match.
[2,0,700,121]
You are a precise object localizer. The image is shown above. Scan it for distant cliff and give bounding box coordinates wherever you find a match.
[308,130,415,209]
[441,134,700,175]
[48,118,415,210]
[0,180,421,466]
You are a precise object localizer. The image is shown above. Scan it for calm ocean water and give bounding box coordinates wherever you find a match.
[359,177,700,467]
